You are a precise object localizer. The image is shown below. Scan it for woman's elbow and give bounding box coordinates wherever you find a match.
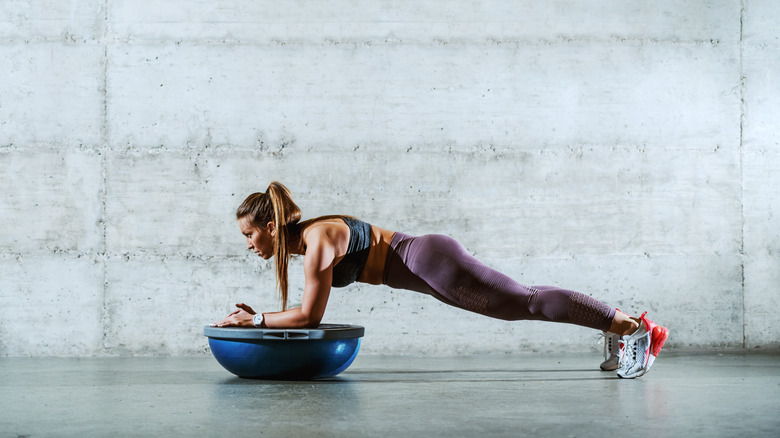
[303,315,322,328]
[297,310,322,328]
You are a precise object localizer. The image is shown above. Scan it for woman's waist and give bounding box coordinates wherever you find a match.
[356,226,398,285]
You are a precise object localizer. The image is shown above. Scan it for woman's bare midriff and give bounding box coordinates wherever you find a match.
[357,226,396,285]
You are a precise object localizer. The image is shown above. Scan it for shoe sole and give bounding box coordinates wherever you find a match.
[600,363,619,371]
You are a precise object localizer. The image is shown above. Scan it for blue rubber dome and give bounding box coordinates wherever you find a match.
[204,324,364,380]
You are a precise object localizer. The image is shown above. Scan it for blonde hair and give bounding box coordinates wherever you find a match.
[236,181,301,310]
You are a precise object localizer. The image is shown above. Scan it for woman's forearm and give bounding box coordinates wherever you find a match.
[262,307,321,328]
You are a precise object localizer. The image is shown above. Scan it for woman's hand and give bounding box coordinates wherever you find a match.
[210,303,257,327]
[234,303,256,314]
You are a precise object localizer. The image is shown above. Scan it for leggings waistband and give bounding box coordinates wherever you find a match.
[382,231,412,286]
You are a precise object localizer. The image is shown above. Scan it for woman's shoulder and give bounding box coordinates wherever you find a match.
[299,215,349,230]
[299,217,350,247]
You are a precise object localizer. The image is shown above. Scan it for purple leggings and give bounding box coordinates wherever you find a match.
[382,232,616,332]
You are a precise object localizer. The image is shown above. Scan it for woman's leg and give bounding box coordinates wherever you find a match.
[385,233,619,332]
[384,232,666,377]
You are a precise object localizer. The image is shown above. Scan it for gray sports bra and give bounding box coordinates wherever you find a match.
[331,217,372,288]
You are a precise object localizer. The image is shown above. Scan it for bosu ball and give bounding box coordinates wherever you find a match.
[204,324,364,380]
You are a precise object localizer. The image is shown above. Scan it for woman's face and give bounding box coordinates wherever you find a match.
[238,217,275,259]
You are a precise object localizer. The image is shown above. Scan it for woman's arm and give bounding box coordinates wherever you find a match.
[211,226,337,328]
[261,229,334,328]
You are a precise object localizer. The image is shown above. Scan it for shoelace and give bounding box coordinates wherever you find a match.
[619,339,637,370]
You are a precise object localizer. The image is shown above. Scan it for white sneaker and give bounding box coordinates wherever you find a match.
[599,332,620,371]
[617,312,669,379]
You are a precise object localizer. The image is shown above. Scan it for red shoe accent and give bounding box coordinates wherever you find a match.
[639,312,656,334]
[651,325,669,357]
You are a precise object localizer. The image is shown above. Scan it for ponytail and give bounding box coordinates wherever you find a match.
[236,181,301,310]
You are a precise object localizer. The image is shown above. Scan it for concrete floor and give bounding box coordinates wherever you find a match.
[1,351,779,437]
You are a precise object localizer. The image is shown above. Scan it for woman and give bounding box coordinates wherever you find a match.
[212,182,669,379]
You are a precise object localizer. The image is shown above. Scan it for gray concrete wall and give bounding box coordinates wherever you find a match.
[1,0,777,356]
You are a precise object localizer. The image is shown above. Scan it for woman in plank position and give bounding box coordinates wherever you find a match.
[212,182,669,379]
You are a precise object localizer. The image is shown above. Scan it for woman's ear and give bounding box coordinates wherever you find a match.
[266,221,276,237]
